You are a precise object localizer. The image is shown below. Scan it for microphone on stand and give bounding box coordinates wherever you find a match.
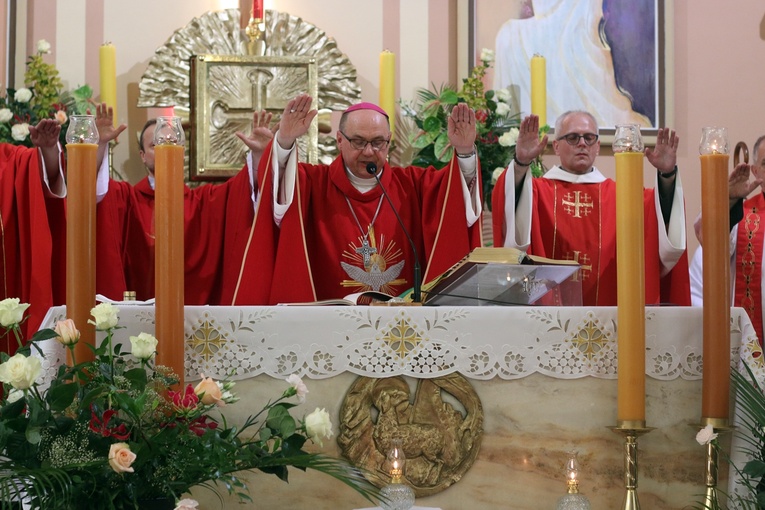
[366,162,422,303]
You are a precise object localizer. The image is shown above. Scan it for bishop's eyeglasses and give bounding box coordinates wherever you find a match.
[340,131,390,151]
[557,133,599,146]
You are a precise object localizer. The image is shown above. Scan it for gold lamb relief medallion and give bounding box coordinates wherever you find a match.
[338,374,483,497]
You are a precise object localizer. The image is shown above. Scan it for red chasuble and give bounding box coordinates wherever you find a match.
[96,165,272,305]
[266,145,482,303]
[0,145,64,347]
[734,193,765,344]
[492,171,690,306]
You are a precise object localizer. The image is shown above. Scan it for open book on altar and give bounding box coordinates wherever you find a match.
[421,247,583,306]
[279,290,405,306]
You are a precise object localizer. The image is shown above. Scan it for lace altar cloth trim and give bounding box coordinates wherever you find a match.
[36,306,762,383]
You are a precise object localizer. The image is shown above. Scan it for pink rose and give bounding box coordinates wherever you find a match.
[174,499,199,510]
[54,110,68,125]
[54,319,80,346]
[108,442,136,473]
[194,375,223,406]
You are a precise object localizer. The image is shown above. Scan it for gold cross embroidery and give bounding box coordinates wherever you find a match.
[561,191,594,218]
[566,251,592,282]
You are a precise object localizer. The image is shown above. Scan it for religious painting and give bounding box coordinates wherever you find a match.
[471,0,670,141]
[189,55,318,180]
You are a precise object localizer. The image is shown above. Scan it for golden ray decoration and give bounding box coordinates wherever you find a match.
[137,8,359,169]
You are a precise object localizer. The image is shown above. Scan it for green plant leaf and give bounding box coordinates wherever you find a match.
[46,380,78,412]
[433,132,452,162]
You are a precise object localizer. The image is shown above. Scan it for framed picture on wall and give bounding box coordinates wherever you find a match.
[470,0,671,142]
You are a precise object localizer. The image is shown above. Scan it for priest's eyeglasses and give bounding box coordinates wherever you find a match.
[557,133,599,146]
[340,131,390,151]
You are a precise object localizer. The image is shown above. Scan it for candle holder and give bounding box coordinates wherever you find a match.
[700,127,729,155]
[613,124,644,153]
[154,116,185,147]
[380,439,415,510]
[66,115,100,145]
[610,422,653,510]
[698,418,732,509]
[555,451,591,510]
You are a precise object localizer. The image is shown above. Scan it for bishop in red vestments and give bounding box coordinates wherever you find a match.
[492,112,690,306]
[0,119,67,348]
[244,94,483,303]
[93,106,275,305]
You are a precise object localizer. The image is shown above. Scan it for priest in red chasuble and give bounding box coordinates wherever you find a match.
[93,105,275,305]
[492,112,690,306]
[0,119,67,348]
[244,94,483,303]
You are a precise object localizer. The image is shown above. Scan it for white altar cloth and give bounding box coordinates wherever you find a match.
[38,305,762,382]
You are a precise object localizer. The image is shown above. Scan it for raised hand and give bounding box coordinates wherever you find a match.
[276,94,317,149]
[729,162,762,204]
[514,114,548,167]
[645,127,679,174]
[447,103,477,154]
[235,110,276,153]
[93,103,127,145]
[28,118,61,149]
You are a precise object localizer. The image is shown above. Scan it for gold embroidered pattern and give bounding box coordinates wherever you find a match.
[380,314,423,359]
[564,250,592,282]
[562,190,594,218]
[568,317,609,361]
[189,318,229,362]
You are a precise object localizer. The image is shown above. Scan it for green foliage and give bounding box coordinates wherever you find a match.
[401,50,548,210]
[0,304,380,509]
[0,40,92,147]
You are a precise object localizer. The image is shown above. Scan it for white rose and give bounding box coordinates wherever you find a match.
[0,353,41,390]
[305,407,333,447]
[0,298,30,327]
[129,332,158,360]
[11,123,29,141]
[480,48,495,63]
[495,102,511,117]
[695,424,718,445]
[498,128,520,148]
[286,374,309,403]
[108,442,136,473]
[36,39,51,54]
[492,167,506,185]
[14,88,32,103]
[7,388,24,404]
[495,88,511,102]
[0,108,12,123]
[90,302,119,330]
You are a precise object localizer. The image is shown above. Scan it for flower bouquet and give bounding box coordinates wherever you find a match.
[401,48,547,209]
[0,40,92,147]
[0,299,379,509]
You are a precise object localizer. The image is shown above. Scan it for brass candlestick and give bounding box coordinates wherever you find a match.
[699,417,731,510]
[611,421,653,510]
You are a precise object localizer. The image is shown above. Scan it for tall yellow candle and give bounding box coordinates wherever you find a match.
[530,54,546,127]
[615,151,646,425]
[379,50,396,138]
[99,43,117,125]
[700,153,730,420]
[154,144,185,387]
[66,143,98,364]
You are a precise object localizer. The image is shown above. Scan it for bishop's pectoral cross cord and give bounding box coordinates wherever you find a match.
[344,195,384,269]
